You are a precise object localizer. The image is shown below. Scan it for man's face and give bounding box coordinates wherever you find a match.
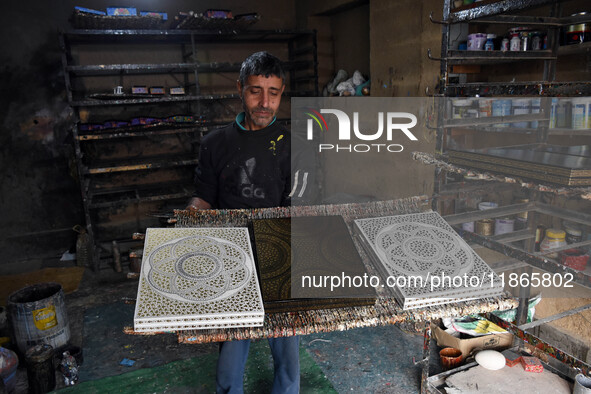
[238,74,284,130]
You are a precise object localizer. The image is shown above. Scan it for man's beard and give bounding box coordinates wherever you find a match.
[244,104,274,128]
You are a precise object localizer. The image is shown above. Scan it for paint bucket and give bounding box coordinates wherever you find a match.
[476,219,495,236]
[0,347,18,394]
[478,201,498,210]
[495,217,515,235]
[560,249,589,271]
[467,33,487,50]
[574,373,591,394]
[563,221,583,244]
[462,222,475,232]
[25,344,55,394]
[511,98,531,128]
[440,347,463,370]
[7,283,70,356]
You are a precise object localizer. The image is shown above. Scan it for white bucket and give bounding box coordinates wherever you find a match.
[478,202,498,210]
[574,374,591,394]
[494,217,515,235]
[462,222,475,232]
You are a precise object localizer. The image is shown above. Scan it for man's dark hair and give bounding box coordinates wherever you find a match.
[239,51,285,88]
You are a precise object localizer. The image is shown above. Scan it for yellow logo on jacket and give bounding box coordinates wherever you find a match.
[268,134,284,156]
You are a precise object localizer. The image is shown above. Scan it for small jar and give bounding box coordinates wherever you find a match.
[501,38,510,51]
[484,34,496,51]
[510,34,521,51]
[540,229,567,258]
[563,222,583,244]
[531,31,543,50]
[520,31,529,51]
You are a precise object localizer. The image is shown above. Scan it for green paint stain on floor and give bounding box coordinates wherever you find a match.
[57,339,336,393]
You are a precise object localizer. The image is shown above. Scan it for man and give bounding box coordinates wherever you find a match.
[187,51,302,394]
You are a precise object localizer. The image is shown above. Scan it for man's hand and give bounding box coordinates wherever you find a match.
[186,197,212,211]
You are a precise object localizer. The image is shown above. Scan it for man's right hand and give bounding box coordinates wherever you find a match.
[186,197,212,211]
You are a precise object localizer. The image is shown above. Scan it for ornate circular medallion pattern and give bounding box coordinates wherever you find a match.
[375,222,474,279]
[144,235,252,303]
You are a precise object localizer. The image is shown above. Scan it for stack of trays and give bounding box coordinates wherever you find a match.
[134,227,264,332]
[353,211,503,310]
[449,144,591,186]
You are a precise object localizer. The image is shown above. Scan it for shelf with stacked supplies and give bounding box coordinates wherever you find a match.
[60,27,319,271]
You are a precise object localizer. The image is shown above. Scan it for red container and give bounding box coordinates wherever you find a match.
[521,356,543,373]
[560,249,589,271]
[440,347,463,370]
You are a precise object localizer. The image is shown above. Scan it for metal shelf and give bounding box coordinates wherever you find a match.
[61,27,319,270]
[444,49,555,65]
[67,60,312,76]
[64,28,317,42]
[547,128,591,136]
[443,81,591,97]
[89,183,193,209]
[77,123,207,141]
[445,201,591,289]
[84,155,199,175]
[443,112,547,128]
[558,41,591,56]
[448,0,561,23]
[70,93,240,107]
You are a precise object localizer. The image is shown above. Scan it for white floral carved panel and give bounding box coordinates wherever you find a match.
[354,212,503,310]
[134,228,264,332]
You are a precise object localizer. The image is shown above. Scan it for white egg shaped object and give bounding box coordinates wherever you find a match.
[475,350,505,370]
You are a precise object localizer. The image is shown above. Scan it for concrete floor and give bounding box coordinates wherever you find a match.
[5,268,435,393]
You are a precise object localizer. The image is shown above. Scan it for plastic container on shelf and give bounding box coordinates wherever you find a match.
[462,222,475,232]
[563,221,583,244]
[560,249,589,271]
[478,201,498,210]
[566,12,591,45]
[510,34,521,51]
[539,229,567,259]
[467,33,487,50]
[530,31,544,50]
[495,217,515,235]
[501,38,510,51]
[484,34,496,51]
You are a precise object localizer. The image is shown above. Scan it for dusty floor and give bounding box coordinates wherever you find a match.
[4,268,435,393]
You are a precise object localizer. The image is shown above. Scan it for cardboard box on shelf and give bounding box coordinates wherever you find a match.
[431,319,513,359]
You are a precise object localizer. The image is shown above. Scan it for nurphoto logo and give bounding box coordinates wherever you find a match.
[305,108,418,153]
